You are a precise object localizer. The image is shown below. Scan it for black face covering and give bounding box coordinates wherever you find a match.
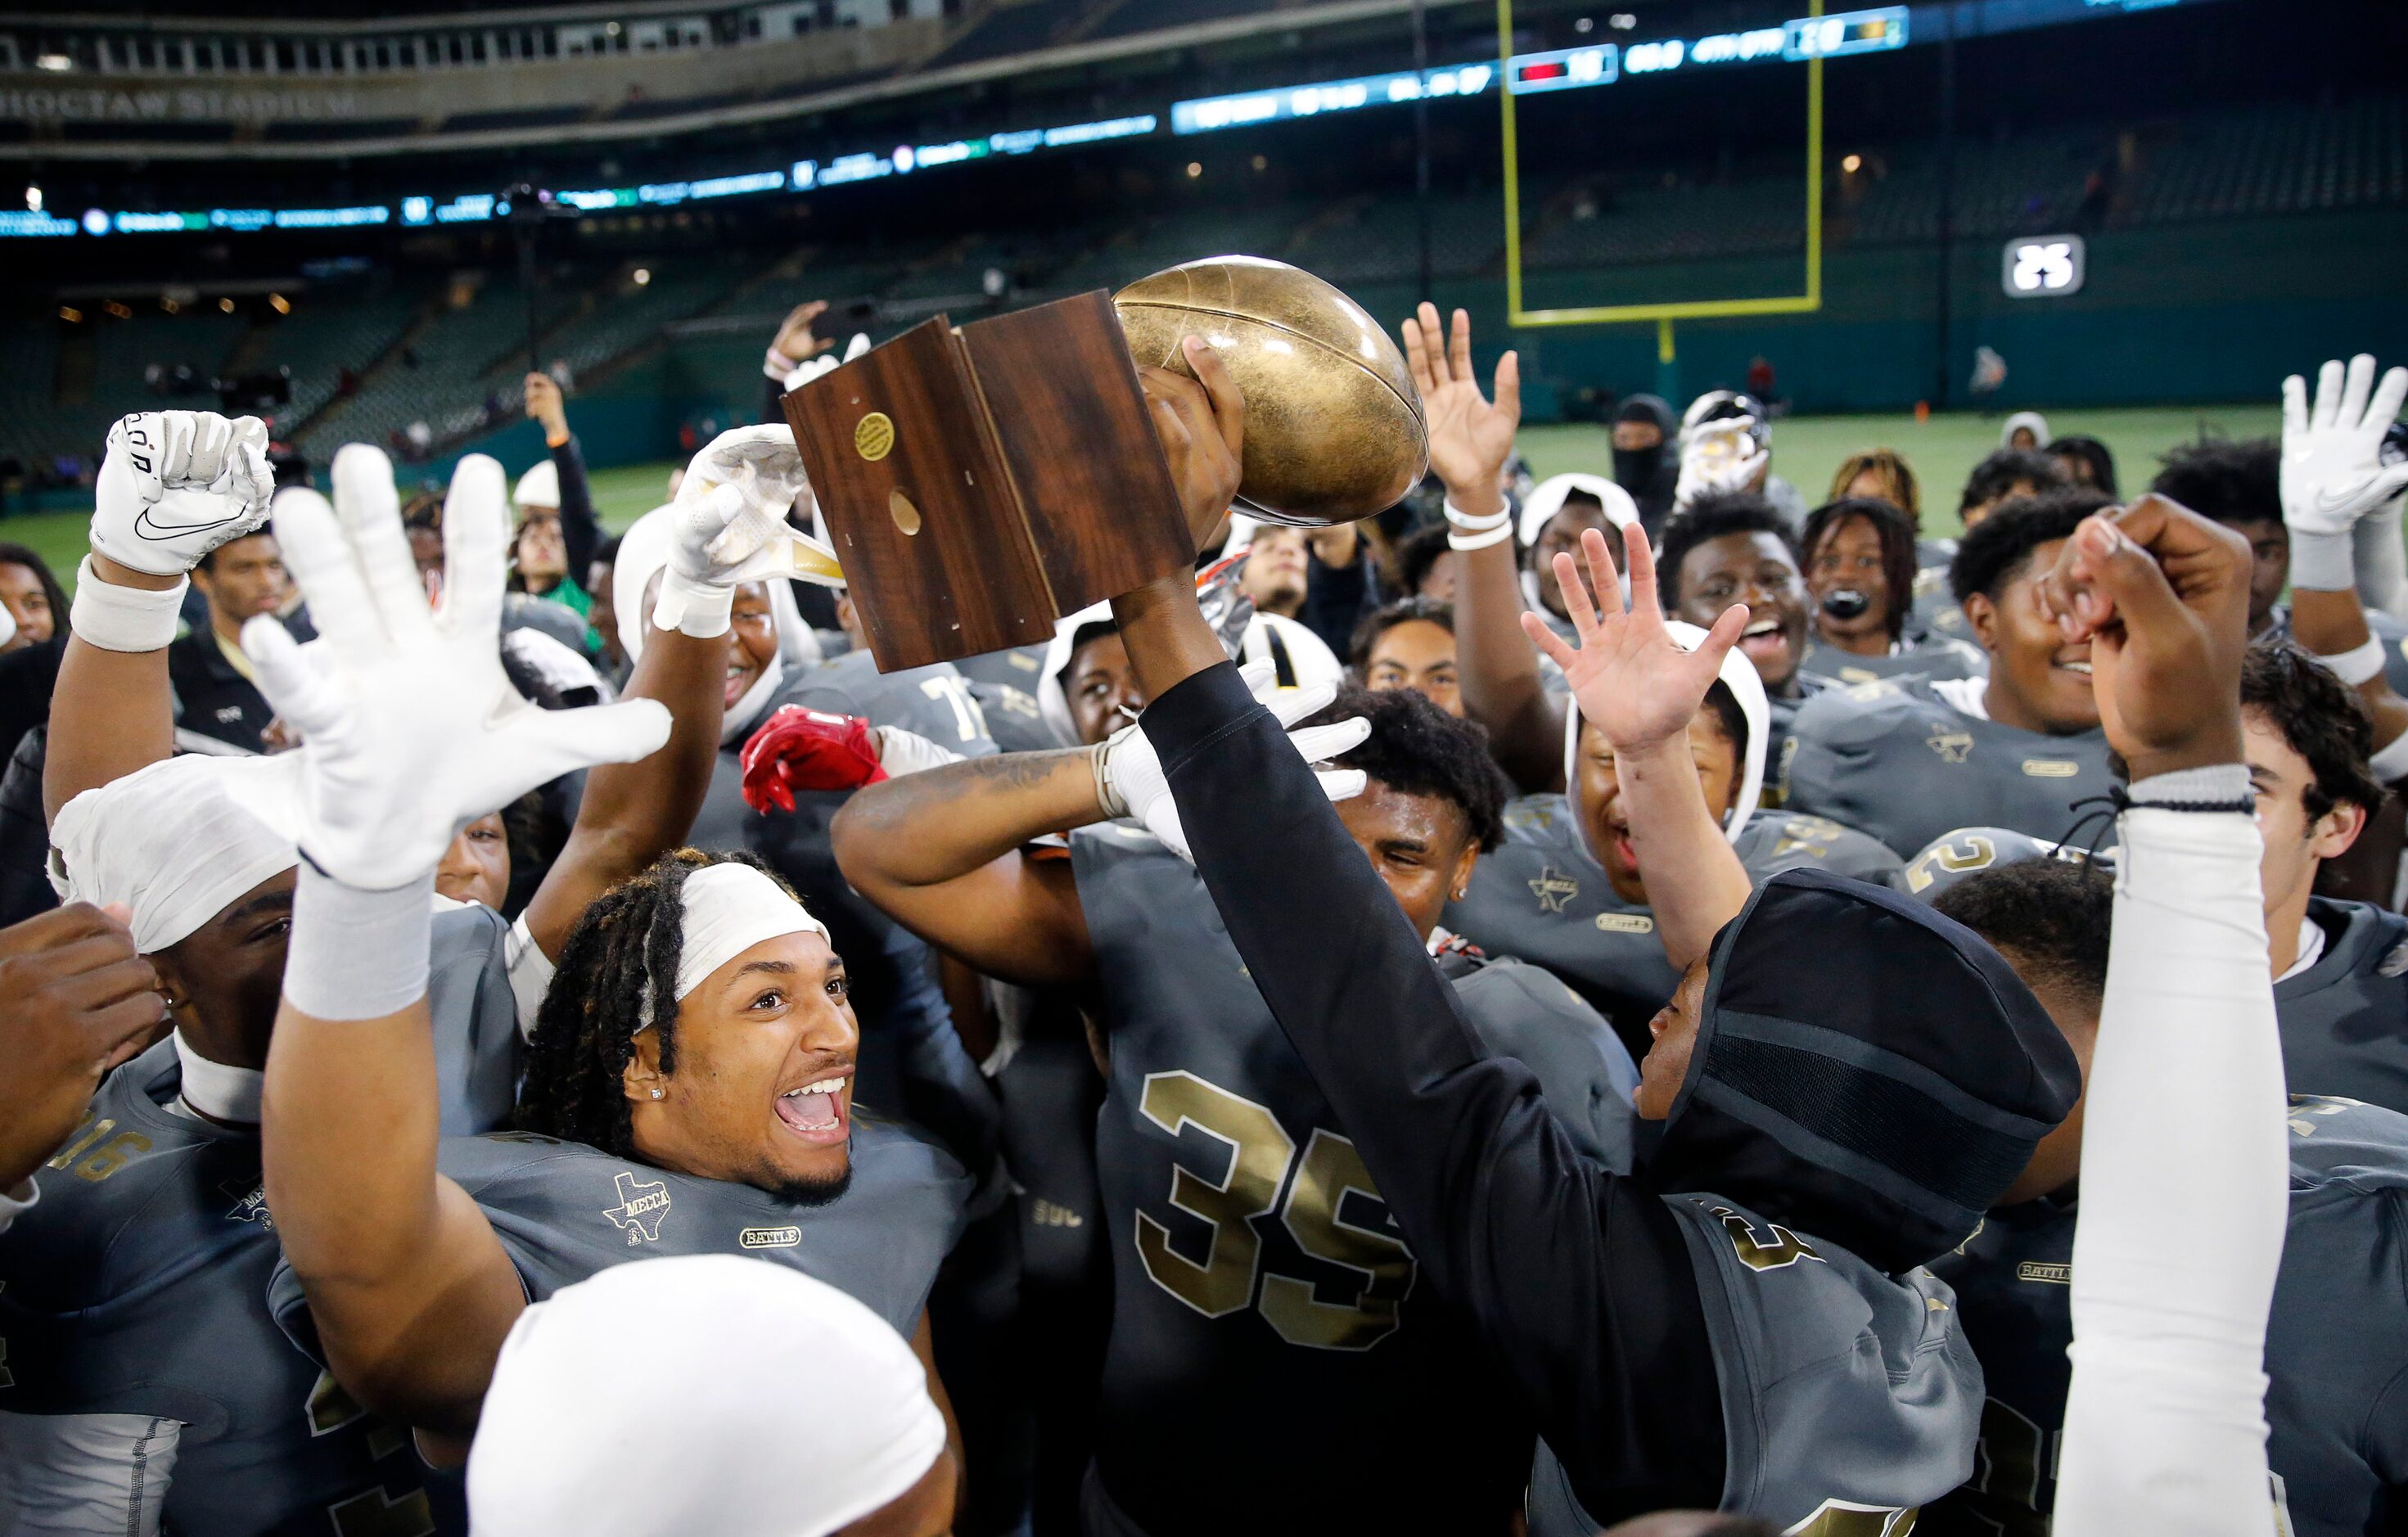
[1612,394,1680,532]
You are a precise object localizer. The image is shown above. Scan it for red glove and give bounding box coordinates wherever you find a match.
[739,706,886,814]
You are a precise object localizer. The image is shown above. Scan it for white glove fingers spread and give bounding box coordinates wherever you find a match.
[2281,374,2310,440]
[240,619,344,739]
[2339,353,2377,429]
[331,445,436,648]
[440,455,511,639]
[271,488,385,663]
[2314,358,2348,430]
[500,698,672,787]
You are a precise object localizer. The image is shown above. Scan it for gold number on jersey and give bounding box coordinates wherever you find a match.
[1709,1206,1824,1272]
[1783,1501,1919,1535]
[46,1113,111,1170]
[327,1486,435,1537]
[918,675,989,743]
[1135,1070,1419,1349]
[1135,1071,1295,1318]
[2286,1095,2357,1137]
[1259,1129,1414,1350]
[70,1132,151,1183]
[1904,835,1997,895]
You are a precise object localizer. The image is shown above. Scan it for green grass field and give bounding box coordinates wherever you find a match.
[12,403,2281,591]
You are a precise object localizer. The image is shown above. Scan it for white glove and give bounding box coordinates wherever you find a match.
[224,444,670,891]
[782,332,874,391]
[1094,661,1369,864]
[1674,417,1769,511]
[653,426,843,638]
[92,410,275,577]
[2282,355,2408,590]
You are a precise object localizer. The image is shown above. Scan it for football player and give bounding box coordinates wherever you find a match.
[1350,595,1463,716]
[1445,588,1896,1057]
[241,448,970,1499]
[1136,352,2076,1533]
[1519,472,1642,642]
[831,357,1637,1535]
[1656,493,1821,773]
[1955,491,2288,1536]
[0,419,764,1534]
[1905,641,2406,1114]
[1914,448,2068,642]
[1797,497,1986,685]
[1783,489,2121,857]
[1915,855,2408,1537]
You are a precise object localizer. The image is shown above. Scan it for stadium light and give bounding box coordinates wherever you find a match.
[1842,153,1862,172]
[24,184,40,214]
[269,293,291,313]
[219,297,235,313]
[35,52,72,72]
[633,268,652,286]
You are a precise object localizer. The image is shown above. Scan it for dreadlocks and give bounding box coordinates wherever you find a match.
[514,848,796,1156]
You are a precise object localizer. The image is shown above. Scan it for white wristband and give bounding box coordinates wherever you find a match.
[651,566,736,641]
[282,864,434,1021]
[873,724,964,778]
[1442,497,1511,532]
[2287,528,2357,593]
[70,557,188,652]
[764,345,800,382]
[1447,521,1515,552]
[2316,635,2387,687]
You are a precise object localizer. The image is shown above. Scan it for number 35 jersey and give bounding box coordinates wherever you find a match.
[1070,827,1640,1537]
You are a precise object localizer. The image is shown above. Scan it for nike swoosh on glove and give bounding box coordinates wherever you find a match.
[740,705,886,814]
[223,444,670,890]
[2283,354,2408,536]
[92,411,275,577]
[1098,661,1369,865]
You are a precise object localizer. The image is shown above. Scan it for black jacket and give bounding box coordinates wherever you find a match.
[166,627,275,755]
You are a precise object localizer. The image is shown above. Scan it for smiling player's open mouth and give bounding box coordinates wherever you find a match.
[774,1075,850,1144]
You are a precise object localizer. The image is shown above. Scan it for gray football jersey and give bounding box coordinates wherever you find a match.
[440,1122,968,1335]
[1070,826,1638,1536]
[1800,633,1987,687]
[0,1043,433,1536]
[782,649,998,759]
[2275,899,2408,1117]
[1445,795,1901,1057]
[1531,1192,1978,1536]
[426,901,524,1136]
[1782,676,2117,858]
[951,642,1048,692]
[1927,1096,2408,1537]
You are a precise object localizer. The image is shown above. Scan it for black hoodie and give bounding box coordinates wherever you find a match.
[1152,661,2079,1525]
[1613,394,1681,538]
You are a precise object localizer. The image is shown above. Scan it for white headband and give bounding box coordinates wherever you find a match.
[671,862,828,1003]
[49,755,297,953]
[1517,471,1641,551]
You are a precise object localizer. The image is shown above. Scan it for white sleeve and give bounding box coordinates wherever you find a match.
[873,724,965,779]
[507,912,556,1043]
[2052,771,2289,1537]
[0,1410,180,1536]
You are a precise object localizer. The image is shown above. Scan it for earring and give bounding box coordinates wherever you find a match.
[649,1089,664,1100]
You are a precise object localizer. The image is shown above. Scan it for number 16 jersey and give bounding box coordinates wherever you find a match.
[1071,826,1639,1537]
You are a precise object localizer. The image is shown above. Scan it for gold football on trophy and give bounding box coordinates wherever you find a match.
[1114,255,1427,526]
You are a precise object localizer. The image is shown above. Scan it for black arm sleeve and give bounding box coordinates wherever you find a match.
[1148,660,1727,1520]
[550,435,599,584]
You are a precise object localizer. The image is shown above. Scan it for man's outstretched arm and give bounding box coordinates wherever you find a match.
[1114,340,1728,1521]
[255,448,671,1435]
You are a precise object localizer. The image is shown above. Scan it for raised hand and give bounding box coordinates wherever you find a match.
[2033,493,2252,782]
[1400,302,1519,515]
[224,444,670,890]
[92,410,275,577]
[1139,336,1245,552]
[1674,417,1768,511]
[1521,526,1748,755]
[772,299,834,364]
[654,426,841,638]
[522,372,570,441]
[2282,354,2408,536]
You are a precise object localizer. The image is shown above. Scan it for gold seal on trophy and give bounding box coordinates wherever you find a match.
[1114,255,1427,526]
